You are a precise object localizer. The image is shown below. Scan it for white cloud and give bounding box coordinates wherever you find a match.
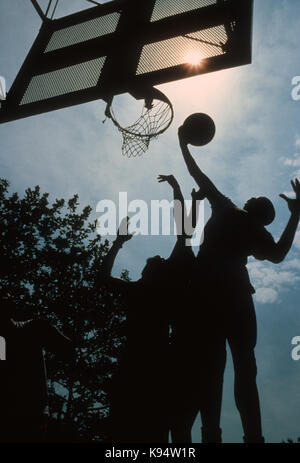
[283,158,300,167]
[283,257,300,271]
[293,231,300,251]
[249,262,300,288]
[247,260,300,304]
[255,287,278,304]
[295,136,300,148]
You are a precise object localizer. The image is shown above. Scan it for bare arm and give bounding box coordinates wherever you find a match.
[158,174,203,238]
[265,180,300,264]
[101,239,124,277]
[97,217,135,292]
[157,174,183,203]
[178,126,224,207]
[158,175,185,236]
[101,217,133,277]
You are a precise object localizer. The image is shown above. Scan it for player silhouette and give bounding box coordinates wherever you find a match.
[101,177,202,443]
[100,216,169,443]
[178,126,300,443]
[157,175,218,443]
[0,291,73,443]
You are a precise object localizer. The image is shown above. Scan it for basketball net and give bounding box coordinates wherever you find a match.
[105,88,174,158]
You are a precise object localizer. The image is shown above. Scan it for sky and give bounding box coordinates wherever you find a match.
[1,0,300,443]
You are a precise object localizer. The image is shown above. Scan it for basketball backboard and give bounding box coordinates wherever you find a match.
[0,0,253,124]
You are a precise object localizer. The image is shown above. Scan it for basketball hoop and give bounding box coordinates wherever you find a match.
[104,88,174,158]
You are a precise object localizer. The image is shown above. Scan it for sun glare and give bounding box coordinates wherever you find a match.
[185,51,203,67]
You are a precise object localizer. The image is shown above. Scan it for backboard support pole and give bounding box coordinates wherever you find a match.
[45,1,53,17]
[86,0,102,5]
[50,0,59,19]
[30,0,47,21]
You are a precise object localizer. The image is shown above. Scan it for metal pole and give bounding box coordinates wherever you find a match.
[30,0,46,21]
[50,0,59,19]
[86,0,102,6]
[45,0,53,17]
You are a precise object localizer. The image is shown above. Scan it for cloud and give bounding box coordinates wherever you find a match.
[255,287,278,304]
[247,260,300,304]
[295,135,300,148]
[281,134,300,176]
[283,158,300,167]
[283,257,300,271]
[293,231,300,252]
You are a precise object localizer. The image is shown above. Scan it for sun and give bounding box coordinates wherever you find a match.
[185,51,203,67]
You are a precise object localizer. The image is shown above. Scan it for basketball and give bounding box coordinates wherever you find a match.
[182,113,216,146]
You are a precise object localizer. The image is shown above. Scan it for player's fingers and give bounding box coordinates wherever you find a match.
[279,193,289,202]
[119,216,127,226]
[291,180,296,192]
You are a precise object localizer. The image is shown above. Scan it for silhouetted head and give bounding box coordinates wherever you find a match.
[244,196,275,226]
[141,255,166,281]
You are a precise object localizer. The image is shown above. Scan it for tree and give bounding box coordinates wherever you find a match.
[0,178,127,441]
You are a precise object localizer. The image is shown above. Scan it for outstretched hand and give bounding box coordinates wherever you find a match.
[157,174,178,188]
[116,216,134,244]
[280,179,300,214]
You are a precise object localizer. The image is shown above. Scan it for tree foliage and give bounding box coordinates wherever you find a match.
[0,179,127,441]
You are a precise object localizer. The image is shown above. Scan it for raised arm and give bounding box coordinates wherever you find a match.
[178,126,224,207]
[99,217,134,292]
[158,174,186,237]
[266,180,300,263]
[101,217,133,276]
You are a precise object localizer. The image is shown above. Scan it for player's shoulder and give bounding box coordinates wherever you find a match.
[221,194,238,209]
[211,193,236,213]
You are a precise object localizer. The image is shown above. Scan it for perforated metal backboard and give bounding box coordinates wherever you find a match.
[0,0,253,124]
